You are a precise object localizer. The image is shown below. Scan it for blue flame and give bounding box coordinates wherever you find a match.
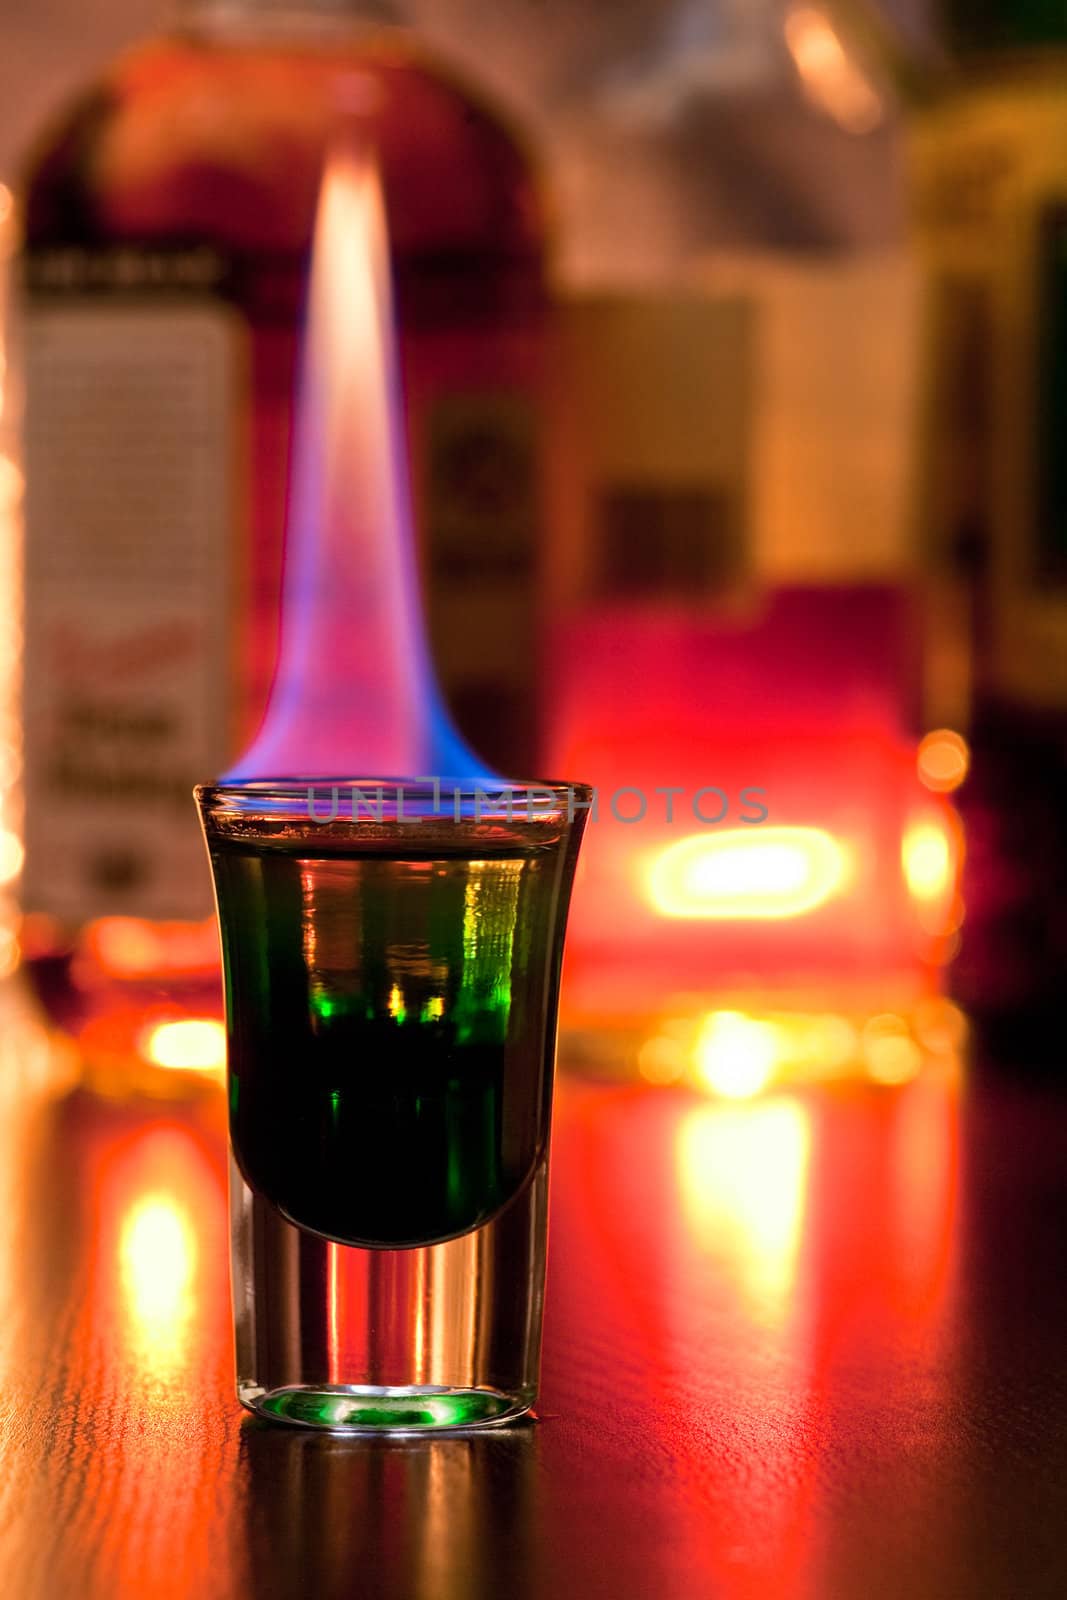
[225,146,498,784]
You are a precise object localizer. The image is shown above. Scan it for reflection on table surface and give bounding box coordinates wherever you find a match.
[0,977,1065,1600]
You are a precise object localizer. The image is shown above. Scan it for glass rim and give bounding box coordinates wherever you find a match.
[196,777,590,802]
[195,777,594,830]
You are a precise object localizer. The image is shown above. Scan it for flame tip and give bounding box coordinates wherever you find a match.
[227,144,501,787]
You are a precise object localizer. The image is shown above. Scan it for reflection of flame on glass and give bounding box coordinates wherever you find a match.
[677,1100,811,1313]
[228,144,491,783]
[647,827,848,921]
[120,1193,198,1368]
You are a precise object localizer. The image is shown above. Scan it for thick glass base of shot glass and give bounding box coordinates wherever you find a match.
[231,1153,549,1434]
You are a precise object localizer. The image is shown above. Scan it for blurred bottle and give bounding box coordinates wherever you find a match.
[912,2,1067,1056]
[17,0,546,1070]
[536,6,965,1090]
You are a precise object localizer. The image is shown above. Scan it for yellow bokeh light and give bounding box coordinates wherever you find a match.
[902,817,954,902]
[141,1018,227,1074]
[634,1004,963,1098]
[694,1011,784,1100]
[918,730,970,794]
[647,827,848,921]
[866,1034,923,1086]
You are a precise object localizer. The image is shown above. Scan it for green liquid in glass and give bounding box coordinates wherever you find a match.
[259,1387,514,1430]
[210,841,559,1249]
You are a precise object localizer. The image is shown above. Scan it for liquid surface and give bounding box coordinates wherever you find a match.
[212,843,563,1247]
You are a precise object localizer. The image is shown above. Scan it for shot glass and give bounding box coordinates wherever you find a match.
[196,779,590,1432]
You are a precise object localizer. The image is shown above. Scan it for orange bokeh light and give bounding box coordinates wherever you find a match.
[917,730,970,794]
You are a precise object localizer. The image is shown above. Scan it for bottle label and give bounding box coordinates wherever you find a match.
[22,296,241,922]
